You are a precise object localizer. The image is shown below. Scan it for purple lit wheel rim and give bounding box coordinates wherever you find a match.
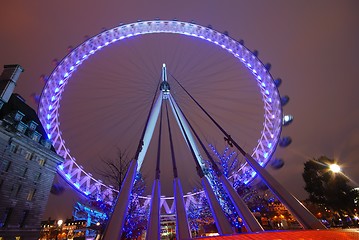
[38,20,282,204]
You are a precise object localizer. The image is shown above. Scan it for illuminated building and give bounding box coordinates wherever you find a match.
[0,65,63,239]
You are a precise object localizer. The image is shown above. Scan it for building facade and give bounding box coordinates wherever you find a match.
[0,65,63,239]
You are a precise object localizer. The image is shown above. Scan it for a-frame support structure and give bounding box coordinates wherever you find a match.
[102,64,325,240]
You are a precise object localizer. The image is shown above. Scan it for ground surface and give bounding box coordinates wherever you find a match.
[197,229,359,240]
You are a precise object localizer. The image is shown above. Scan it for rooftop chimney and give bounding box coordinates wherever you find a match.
[0,64,24,109]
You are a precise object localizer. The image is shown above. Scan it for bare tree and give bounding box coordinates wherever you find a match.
[95,149,132,191]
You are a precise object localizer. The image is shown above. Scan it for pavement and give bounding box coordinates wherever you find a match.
[195,229,359,240]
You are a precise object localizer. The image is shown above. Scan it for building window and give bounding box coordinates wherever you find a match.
[38,158,46,167]
[22,168,28,178]
[25,151,32,160]
[0,207,13,227]
[27,189,36,201]
[11,184,22,197]
[3,161,12,172]
[19,210,29,228]
[34,172,41,182]
[9,143,18,153]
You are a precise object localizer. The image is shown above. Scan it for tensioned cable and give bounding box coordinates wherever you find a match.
[134,79,162,160]
[155,105,163,180]
[168,95,204,178]
[169,73,247,156]
[165,101,178,179]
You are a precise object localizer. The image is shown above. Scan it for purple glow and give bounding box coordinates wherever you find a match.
[37,20,283,203]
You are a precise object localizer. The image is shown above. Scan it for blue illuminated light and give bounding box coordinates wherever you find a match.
[48,105,53,110]
[55,88,59,93]
[257,75,262,80]
[105,42,109,45]
[247,63,252,68]
[76,60,80,64]
[126,34,133,37]
[66,174,71,179]
[74,182,80,188]
[59,164,64,170]
[84,191,90,195]
[51,96,55,101]
[47,114,51,120]
[97,45,102,50]
[70,66,74,71]
[119,36,125,40]
[265,90,270,95]
[64,72,69,78]
[264,152,268,158]
[46,124,51,130]
[268,98,272,103]
[47,134,52,139]
[268,143,272,148]
[59,80,64,85]
[90,50,94,54]
[82,55,87,59]
[261,82,266,87]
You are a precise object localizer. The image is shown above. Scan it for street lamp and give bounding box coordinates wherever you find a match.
[329,163,341,173]
[56,219,63,240]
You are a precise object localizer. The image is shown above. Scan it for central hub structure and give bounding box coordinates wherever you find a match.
[160,63,170,98]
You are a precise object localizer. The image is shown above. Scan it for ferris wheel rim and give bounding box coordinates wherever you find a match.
[37,20,282,204]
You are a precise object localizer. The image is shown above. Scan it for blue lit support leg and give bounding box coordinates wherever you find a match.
[173,77,326,230]
[102,160,138,240]
[169,94,262,232]
[174,178,191,239]
[219,174,263,232]
[168,94,205,169]
[201,177,234,235]
[146,98,164,240]
[136,92,164,171]
[146,179,161,240]
[243,153,326,230]
[103,93,164,239]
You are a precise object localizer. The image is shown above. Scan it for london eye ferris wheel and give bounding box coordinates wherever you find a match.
[38,20,291,215]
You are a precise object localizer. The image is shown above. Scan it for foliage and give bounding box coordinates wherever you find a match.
[236,182,276,218]
[122,173,148,239]
[302,156,359,216]
[187,190,213,235]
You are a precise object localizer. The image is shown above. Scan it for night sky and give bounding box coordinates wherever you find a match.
[1,1,359,220]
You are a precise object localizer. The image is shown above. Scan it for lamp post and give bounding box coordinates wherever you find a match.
[55,219,63,240]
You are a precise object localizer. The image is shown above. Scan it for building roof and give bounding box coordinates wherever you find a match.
[0,93,55,152]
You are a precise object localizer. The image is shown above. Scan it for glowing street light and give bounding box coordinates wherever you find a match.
[57,219,63,226]
[56,219,63,240]
[329,163,341,173]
